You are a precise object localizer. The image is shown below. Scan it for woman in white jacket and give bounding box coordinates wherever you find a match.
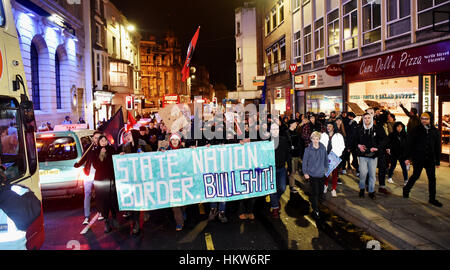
[320,121,345,197]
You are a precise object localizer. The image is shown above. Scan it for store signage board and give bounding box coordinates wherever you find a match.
[423,76,432,112]
[325,64,343,77]
[295,69,342,90]
[344,40,450,83]
[289,64,298,75]
[437,73,450,96]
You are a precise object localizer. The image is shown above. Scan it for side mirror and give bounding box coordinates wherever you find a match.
[20,100,37,132]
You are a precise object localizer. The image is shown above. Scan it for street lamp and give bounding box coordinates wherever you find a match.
[127,25,136,32]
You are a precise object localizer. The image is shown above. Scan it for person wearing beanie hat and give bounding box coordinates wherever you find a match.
[404,112,443,207]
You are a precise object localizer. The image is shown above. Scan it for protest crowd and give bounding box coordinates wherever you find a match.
[76,104,443,236]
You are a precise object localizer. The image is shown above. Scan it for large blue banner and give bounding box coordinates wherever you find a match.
[112,141,276,211]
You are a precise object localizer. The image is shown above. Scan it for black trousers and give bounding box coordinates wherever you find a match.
[94,179,118,220]
[388,156,408,181]
[239,198,256,214]
[405,159,437,200]
[309,176,325,213]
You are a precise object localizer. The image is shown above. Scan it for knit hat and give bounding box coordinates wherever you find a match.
[170,133,182,141]
[421,112,431,119]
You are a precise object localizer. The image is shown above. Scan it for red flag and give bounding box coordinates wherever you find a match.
[127,111,136,132]
[98,107,125,149]
[181,26,200,82]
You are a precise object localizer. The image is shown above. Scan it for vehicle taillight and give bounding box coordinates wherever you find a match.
[39,134,55,138]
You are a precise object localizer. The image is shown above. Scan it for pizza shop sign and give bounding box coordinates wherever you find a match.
[345,40,450,83]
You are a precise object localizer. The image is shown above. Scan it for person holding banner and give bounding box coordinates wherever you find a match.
[92,135,119,233]
[120,130,152,235]
[164,133,187,231]
[320,121,345,198]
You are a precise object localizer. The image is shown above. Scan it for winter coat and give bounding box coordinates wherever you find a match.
[354,124,389,159]
[302,143,329,178]
[320,132,345,157]
[275,135,292,173]
[406,124,441,166]
[288,129,304,158]
[387,123,408,160]
[92,145,116,181]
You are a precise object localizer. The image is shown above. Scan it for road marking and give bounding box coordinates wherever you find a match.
[80,212,99,235]
[205,233,215,250]
[198,203,205,215]
[178,220,208,244]
[304,215,317,228]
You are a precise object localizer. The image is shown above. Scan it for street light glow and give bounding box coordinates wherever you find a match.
[127,25,136,32]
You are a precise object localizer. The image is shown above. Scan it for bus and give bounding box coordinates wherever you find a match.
[0,0,44,249]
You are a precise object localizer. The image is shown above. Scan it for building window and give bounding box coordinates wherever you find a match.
[165,72,169,93]
[236,21,241,35]
[96,54,101,82]
[0,0,5,27]
[280,38,286,61]
[387,0,411,37]
[293,31,301,64]
[343,0,358,51]
[273,44,279,64]
[327,9,339,56]
[112,36,116,55]
[314,18,324,60]
[30,43,40,110]
[110,62,128,87]
[55,53,62,109]
[417,0,450,29]
[292,0,300,11]
[238,73,242,86]
[272,8,277,30]
[304,25,312,63]
[95,23,101,45]
[362,0,381,45]
[237,47,242,60]
[278,0,285,24]
[266,15,271,35]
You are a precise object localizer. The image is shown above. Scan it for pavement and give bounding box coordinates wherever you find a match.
[291,162,450,250]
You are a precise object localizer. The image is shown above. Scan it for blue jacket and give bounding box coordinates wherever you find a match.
[302,143,329,178]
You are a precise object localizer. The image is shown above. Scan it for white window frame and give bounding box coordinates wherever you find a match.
[265,15,271,36]
[292,0,301,12]
[314,17,325,60]
[417,0,450,30]
[236,21,241,35]
[303,24,312,64]
[95,0,100,12]
[278,0,285,25]
[327,8,340,56]
[293,31,301,64]
[361,0,382,46]
[95,23,102,46]
[237,47,242,61]
[386,0,411,39]
[343,0,358,51]
[272,7,278,30]
[110,62,129,87]
[280,38,286,62]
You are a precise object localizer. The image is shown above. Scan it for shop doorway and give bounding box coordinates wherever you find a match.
[439,97,450,162]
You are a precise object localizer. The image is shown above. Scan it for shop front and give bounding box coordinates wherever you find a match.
[94,90,114,126]
[344,39,450,161]
[437,73,450,161]
[294,68,343,116]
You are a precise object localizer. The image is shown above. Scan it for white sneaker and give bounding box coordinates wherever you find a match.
[331,189,337,197]
[98,213,104,221]
[324,185,328,194]
[341,170,347,174]
[387,178,394,184]
[82,217,89,225]
[404,180,408,186]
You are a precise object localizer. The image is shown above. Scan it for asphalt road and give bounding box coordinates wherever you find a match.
[41,194,342,250]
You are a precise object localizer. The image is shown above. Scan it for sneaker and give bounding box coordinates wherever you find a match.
[323,185,328,193]
[387,178,394,184]
[122,212,131,219]
[331,189,337,197]
[356,172,360,177]
[429,199,443,207]
[239,214,248,220]
[404,180,408,186]
[359,189,365,198]
[337,178,343,184]
[175,224,184,231]
[369,192,376,199]
[248,213,255,220]
[218,211,228,223]
[378,187,391,195]
[312,211,320,221]
[208,208,218,221]
[97,213,104,221]
[82,217,89,225]
[271,208,280,219]
[341,170,347,175]
[290,186,299,193]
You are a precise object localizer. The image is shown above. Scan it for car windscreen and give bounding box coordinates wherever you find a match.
[36,136,78,162]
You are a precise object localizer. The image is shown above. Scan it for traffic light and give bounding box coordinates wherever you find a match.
[126,96,134,110]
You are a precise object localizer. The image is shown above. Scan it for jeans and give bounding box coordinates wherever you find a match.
[388,156,408,181]
[359,157,378,193]
[83,179,94,218]
[270,167,287,209]
[210,202,226,212]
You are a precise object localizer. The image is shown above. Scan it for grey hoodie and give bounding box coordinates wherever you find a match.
[302,142,329,178]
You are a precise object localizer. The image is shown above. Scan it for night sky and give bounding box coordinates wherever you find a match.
[111,0,247,90]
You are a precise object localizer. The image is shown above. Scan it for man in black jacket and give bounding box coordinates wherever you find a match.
[345,112,359,173]
[287,120,303,193]
[403,112,443,207]
[74,131,103,225]
[270,123,292,218]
